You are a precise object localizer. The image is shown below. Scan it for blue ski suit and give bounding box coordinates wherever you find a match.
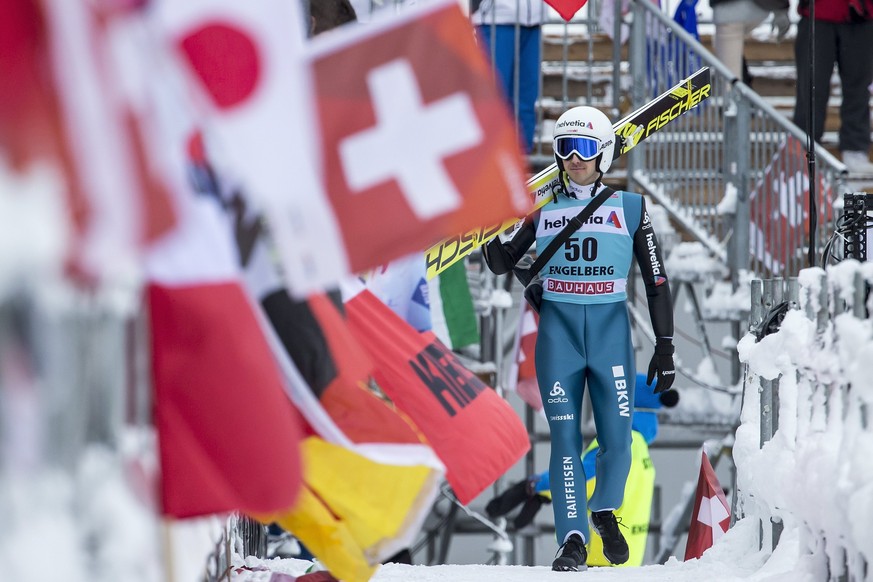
[484,180,674,545]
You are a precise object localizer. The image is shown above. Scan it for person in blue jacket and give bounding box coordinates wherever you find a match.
[483,106,675,571]
[472,0,547,153]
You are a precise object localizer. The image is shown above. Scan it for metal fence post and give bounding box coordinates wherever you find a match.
[733,278,764,528]
[627,0,647,193]
[758,279,784,551]
[726,88,751,280]
[759,280,776,451]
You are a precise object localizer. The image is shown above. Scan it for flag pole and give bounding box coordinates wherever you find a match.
[161,520,177,582]
[806,0,817,268]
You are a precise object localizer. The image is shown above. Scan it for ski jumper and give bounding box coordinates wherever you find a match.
[485,180,673,546]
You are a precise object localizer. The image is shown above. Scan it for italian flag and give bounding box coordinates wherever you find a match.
[428,261,480,350]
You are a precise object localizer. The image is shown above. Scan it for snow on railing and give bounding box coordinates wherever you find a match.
[736,261,873,580]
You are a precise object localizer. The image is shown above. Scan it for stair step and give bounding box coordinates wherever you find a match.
[541,33,795,63]
[536,30,873,184]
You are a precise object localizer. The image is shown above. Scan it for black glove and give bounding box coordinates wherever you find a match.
[522,277,543,313]
[647,337,675,393]
[511,255,543,313]
[513,494,551,530]
[485,479,531,519]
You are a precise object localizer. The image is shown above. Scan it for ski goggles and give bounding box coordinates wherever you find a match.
[553,136,601,160]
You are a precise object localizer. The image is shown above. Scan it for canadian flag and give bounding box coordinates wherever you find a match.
[546,0,590,21]
[2,0,176,283]
[159,0,530,296]
[684,450,731,560]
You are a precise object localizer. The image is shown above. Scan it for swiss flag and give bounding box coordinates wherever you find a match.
[546,0,590,21]
[309,1,530,274]
[684,450,731,560]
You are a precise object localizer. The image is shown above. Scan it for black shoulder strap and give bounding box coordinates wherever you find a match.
[522,186,615,284]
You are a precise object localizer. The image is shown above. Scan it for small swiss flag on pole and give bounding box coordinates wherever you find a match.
[684,449,731,560]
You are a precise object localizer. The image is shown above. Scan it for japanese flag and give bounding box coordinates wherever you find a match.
[154,0,339,293]
[684,450,731,560]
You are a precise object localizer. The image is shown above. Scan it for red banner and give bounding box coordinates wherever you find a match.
[749,136,834,274]
[150,282,301,517]
[345,288,530,504]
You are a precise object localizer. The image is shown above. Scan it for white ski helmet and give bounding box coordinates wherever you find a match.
[552,106,616,174]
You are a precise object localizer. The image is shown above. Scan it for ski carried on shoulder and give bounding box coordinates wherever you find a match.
[424,66,712,280]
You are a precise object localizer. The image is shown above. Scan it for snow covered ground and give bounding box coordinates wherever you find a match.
[230,517,817,581]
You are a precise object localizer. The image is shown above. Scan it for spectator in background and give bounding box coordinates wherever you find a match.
[709,0,790,83]
[472,0,547,153]
[792,0,873,174]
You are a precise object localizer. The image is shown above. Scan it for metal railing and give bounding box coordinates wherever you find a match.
[462,0,854,280]
[625,0,849,280]
[744,269,870,580]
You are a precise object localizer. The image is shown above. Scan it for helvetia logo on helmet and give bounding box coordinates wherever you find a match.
[556,119,594,130]
[548,381,569,403]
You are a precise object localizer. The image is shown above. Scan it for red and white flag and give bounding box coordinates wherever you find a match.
[139,7,303,516]
[749,136,834,275]
[511,304,543,411]
[146,156,304,517]
[2,0,301,518]
[159,0,530,296]
[2,0,176,284]
[684,450,731,560]
[154,0,334,291]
